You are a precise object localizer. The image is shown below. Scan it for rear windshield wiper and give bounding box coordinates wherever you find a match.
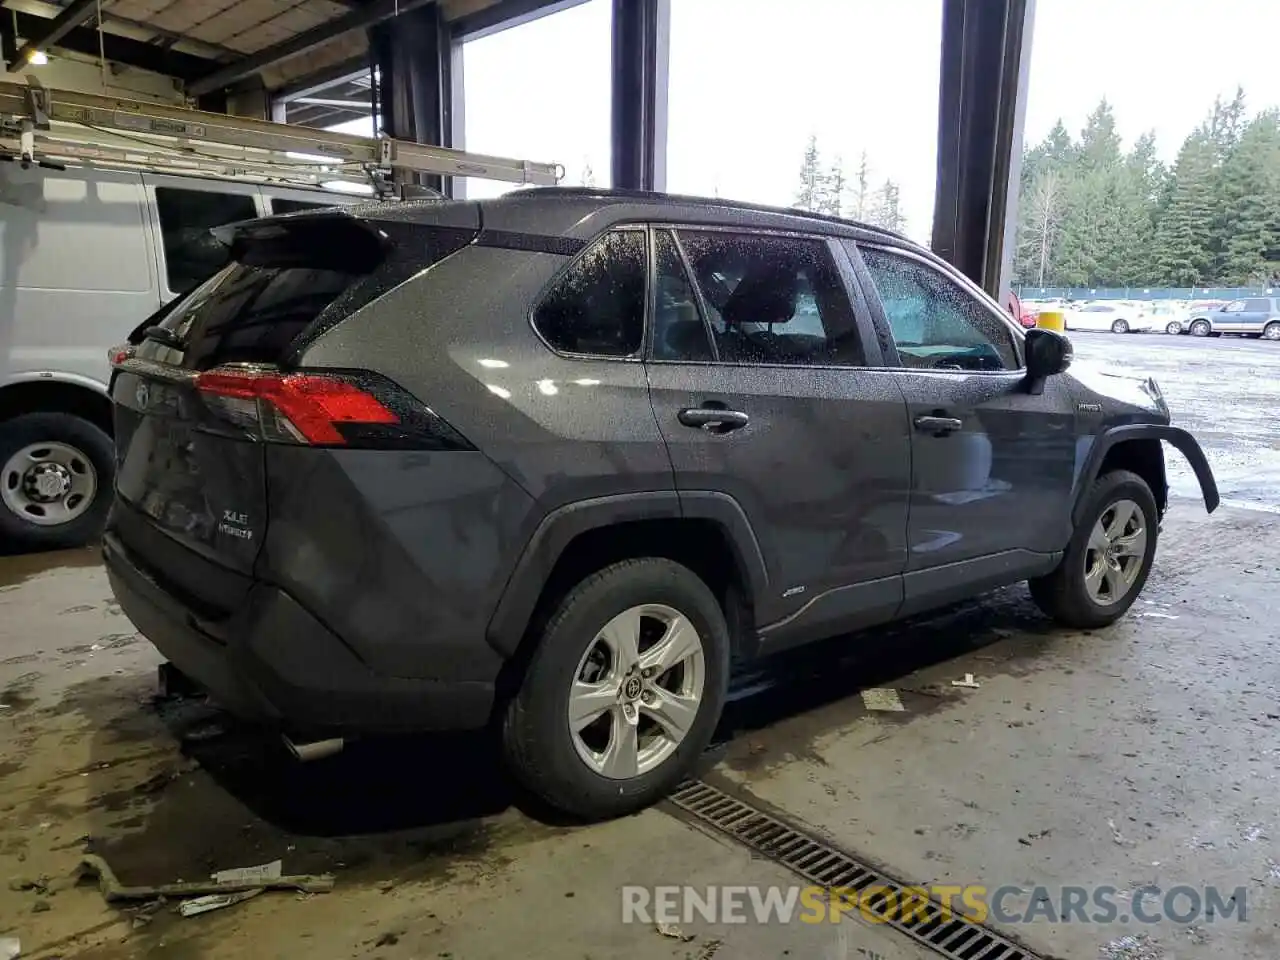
[140,325,186,349]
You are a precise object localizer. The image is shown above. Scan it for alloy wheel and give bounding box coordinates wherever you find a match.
[1111,319,1128,334]
[1264,323,1280,341]
[1,441,98,527]
[567,603,706,780]
[1190,320,1210,337]
[1084,498,1147,606]
[1166,321,1182,335]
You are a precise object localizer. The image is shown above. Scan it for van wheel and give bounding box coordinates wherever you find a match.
[1029,469,1158,629]
[502,558,729,821]
[0,413,114,550]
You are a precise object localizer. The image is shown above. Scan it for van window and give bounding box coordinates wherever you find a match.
[154,188,257,296]
[270,198,336,215]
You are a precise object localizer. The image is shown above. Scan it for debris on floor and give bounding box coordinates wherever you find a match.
[860,688,906,712]
[211,860,282,885]
[77,854,334,906]
[1106,819,1134,847]
[180,888,266,917]
[656,921,694,942]
[951,673,981,689]
[693,938,723,959]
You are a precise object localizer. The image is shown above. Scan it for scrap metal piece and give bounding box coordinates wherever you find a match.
[77,855,334,903]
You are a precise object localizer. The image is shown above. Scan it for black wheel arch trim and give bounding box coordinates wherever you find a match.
[1073,424,1220,525]
[486,490,769,658]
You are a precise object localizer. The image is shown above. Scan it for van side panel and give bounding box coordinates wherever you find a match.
[0,166,161,391]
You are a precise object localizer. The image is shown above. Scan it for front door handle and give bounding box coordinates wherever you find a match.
[678,406,750,433]
[914,415,963,436]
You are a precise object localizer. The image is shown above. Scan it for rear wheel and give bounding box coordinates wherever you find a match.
[1029,469,1157,629]
[503,558,730,820]
[1189,319,1211,337]
[1165,321,1182,335]
[1263,322,1280,341]
[1111,319,1129,334]
[0,413,114,550]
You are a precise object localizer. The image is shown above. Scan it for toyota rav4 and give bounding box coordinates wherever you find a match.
[104,189,1219,820]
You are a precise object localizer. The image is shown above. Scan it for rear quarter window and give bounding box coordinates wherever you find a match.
[532,231,646,357]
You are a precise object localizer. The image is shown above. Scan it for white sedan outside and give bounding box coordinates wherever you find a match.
[1063,302,1156,333]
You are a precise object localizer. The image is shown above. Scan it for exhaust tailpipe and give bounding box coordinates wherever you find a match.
[283,734,344,762]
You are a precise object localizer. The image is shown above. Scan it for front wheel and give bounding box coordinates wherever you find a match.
[1029,469,1158,629]
[1189,319,1211,337]
[502,558,730,820]
[1111,319,1129,334]
[1263,322,1280,341]
[1165,321,1182,335]
[0,413,114,550]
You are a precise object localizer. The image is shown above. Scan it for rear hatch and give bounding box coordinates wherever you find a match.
[109,205,478,614]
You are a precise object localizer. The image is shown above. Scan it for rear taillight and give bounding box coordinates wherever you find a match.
[194,367,472,450]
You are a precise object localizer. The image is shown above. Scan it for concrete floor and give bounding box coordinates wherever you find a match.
[2,333,1278,960]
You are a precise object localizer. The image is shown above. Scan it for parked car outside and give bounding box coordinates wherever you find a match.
[1064,302,1156,333]
[103,189,1220,820]
[1184,297,1280,339]
[1007,290,1039,328]
[1150,301,1191,335]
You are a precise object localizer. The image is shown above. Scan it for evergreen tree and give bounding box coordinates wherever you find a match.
[795,135,823,212]
[868,180,905,233]
[853,151,871,220]
[1151,132,1218,286]
[820,156,846,216]
[1217,111,1280,284]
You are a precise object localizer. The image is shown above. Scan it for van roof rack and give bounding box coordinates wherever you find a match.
[0,76,563,198]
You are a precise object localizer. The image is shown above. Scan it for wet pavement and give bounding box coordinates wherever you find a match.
[1067,331,1280,511]
[2,333,1279,959]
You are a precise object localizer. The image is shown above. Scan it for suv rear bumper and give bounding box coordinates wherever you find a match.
[103,532,497,733]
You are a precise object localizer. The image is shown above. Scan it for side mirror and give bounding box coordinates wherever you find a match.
[1024,328,1072,396]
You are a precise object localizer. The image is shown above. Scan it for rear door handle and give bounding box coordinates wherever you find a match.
[678,407,750,432]
[914,415,963,436]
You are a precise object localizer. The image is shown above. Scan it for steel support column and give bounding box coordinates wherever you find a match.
[610,0,668,191]
[370,4,452,194]
[931,0,1035,297]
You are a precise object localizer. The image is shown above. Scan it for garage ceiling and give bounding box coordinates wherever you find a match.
[0,0,560,97]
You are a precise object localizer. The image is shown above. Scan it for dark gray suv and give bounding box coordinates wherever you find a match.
[103,189,1219,820]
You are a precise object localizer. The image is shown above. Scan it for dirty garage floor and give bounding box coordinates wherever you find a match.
[3,334,1280,960]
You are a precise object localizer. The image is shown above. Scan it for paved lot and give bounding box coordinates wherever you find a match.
[1067,331,1280,510]
[2,332,1279,960]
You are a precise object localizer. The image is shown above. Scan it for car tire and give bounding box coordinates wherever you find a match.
[0,413,114,551]
[502,558,730,821]
[1029,469,1158,630]
[1189,319,1211,337]
[1263,322,1280,341]
[1165,321,1182,335]
[1110,319,1129,334]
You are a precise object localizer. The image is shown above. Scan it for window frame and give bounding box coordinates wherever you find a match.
[847,240,1026,374]
[526,224,650,362]
[644,222,883,371]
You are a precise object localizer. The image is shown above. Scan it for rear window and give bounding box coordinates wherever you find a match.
[150,261,367,370]
[155,187,258,295]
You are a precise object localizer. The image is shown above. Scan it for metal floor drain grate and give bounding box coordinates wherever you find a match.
[668,780,1047,960]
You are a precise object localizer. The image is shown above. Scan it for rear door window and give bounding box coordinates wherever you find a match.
[154,187,257,296]
[533,230,646,357]
[1244,298,1271,312]
[676,230,864,367]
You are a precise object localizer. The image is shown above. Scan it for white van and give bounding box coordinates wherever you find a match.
[0,163,359,549]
